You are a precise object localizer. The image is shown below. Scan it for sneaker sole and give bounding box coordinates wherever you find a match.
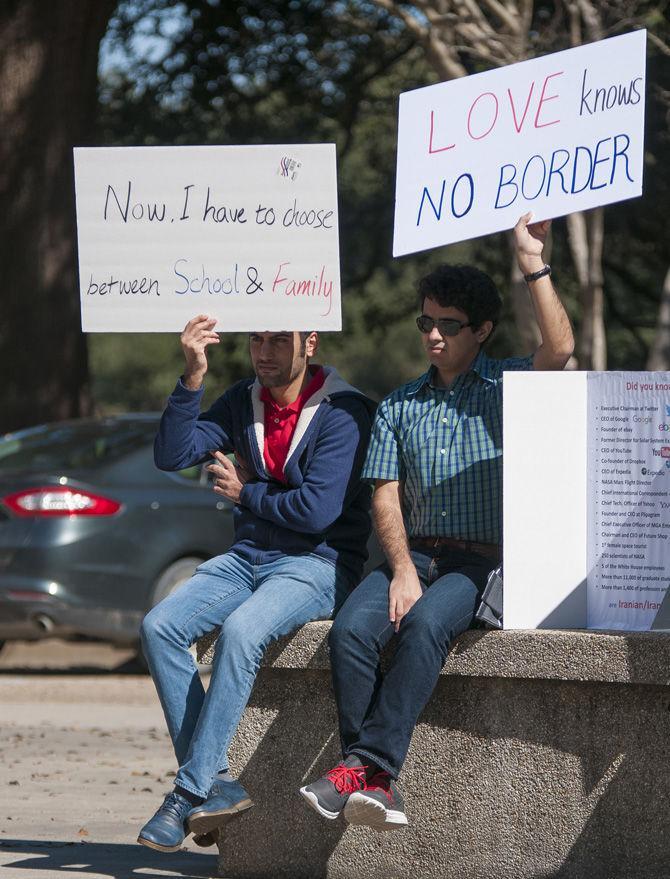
[137,835,183,853]
[187,798,253,834]
[344,792,408,831]
[299,787,341,820]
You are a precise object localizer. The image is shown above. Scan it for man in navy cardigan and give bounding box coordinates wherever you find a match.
[137,315,374,853]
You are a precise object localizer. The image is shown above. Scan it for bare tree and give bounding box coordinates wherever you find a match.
[367,0,662,368]
[563,2,607,369]
[370,0,544,352]
[0,0,115,432]
[648,267,670,370]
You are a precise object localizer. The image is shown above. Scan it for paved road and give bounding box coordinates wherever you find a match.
[0,639,217,879]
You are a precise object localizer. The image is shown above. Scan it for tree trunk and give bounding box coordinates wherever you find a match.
[0,0,115,432]
[563,0,606,371]
[567,208,606,370]
[647,267,670,370]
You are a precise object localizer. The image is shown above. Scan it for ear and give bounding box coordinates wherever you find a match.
[305,331,319,357]
[475,321,493,344]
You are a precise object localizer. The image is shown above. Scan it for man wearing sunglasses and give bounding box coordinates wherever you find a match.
[300,212,574,829]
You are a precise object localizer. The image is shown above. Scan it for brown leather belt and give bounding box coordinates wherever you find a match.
[409,536,501,562]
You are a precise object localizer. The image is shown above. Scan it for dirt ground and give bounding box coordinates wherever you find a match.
[0,639,218,879]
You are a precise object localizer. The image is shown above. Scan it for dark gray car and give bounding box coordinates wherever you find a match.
[0,415,234,652]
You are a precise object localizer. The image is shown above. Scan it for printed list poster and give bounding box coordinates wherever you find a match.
[587,372,670,630]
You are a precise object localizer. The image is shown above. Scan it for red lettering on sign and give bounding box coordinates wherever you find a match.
[534,71,564,128]
[428,110,456,154]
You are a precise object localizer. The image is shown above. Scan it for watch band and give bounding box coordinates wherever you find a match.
[523,264,551,283]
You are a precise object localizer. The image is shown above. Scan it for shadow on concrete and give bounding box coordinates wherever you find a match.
[220,668,347,879]
[546,632,670,879]
[424,673,670,879]
[0,839,215,878]
[220,642,670,878]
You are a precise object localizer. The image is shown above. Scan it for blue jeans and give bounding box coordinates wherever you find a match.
[329,547,492,778]
[140,550,354,798]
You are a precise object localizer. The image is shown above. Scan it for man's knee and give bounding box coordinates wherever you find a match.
[139,607,159,650]
[329,608,375,657]
[217,615,264,667]
[139,603,175,649]
[401,598,469,647]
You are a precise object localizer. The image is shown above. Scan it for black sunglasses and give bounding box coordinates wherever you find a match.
[415,315,472,337]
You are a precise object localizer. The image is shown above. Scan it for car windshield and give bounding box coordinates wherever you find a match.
[0,420,158,472]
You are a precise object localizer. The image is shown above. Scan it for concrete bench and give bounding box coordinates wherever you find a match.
[206,624,670,879]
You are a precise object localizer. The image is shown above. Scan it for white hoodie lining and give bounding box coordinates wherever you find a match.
[249,368,363,477]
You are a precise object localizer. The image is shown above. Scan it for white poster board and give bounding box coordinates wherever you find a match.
[503,372,588,630]
[394,30,646,256]
[504,371,670,631]
[74,144,341,332]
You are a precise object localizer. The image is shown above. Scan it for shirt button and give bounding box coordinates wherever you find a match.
[441,511,447,517]
[449,390,455,396]
[440,448,446,454]
[442,417,448,423]
[274,418,280,424]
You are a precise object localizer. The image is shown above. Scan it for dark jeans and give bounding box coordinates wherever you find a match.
[329,547,493,778]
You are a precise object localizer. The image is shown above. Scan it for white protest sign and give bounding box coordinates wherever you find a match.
[394,30,646,256]
[74,144,341,332]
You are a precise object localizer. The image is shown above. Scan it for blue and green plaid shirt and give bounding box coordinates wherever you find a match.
[362,350,533,543]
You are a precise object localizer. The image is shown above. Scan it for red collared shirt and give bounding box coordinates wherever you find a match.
[260,366,326,483]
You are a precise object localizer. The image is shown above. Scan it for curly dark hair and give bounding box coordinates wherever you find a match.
[417,264,502,330]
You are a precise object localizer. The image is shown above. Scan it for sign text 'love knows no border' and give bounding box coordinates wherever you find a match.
[393,30,646,256]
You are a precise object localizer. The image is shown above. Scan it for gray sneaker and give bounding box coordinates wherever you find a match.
[344,771,408,830]
[300,754,368,820]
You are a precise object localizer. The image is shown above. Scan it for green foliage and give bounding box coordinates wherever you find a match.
[90,0,670,412]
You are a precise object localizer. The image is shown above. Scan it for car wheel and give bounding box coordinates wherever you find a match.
[133,556,205,673]
[150,556,205,607]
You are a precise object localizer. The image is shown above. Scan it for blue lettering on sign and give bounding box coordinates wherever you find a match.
[416,174,474,226]
[493,133,635,209]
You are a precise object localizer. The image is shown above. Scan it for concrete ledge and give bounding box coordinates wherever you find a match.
[214,625,670,879]
[204,621,670,686]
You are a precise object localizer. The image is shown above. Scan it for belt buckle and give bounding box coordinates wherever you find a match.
[433,537,441,549]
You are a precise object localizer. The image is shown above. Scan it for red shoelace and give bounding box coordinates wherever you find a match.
[326,763,368,795]
[366,771,393,804]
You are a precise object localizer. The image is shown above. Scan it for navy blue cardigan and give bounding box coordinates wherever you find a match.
[154,367,375,581]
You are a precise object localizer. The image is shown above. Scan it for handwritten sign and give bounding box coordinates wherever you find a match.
[73,144,341,332]
[393,30,646,257]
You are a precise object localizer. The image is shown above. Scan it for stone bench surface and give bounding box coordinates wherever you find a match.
[215,622,670,879]
[201,621,670,687]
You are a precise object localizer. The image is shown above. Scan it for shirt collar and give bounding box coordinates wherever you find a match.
[408,350,496,396]
[468,350,497,383]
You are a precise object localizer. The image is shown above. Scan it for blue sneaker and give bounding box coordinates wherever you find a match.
[138,791,192,852]
[187,778,253,835]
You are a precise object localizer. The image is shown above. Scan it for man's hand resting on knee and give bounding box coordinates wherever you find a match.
[388,566,423,633]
